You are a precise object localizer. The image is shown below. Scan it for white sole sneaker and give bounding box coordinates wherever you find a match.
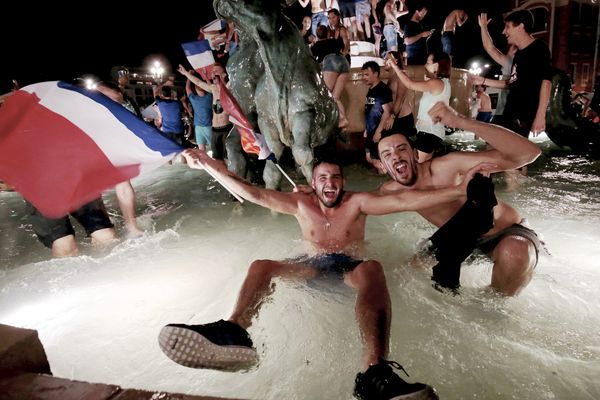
[158,325,258,371]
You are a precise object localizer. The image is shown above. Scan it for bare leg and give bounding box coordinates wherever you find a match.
[90,227,118,245]
[51,235,79,258]
[324,71,350,129]
[491,236,536,296]
[344,260,391,371]
[363,15,372,40]
[115,181,143,238]
[229,259,317,329]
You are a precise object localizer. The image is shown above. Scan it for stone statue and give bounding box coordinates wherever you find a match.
[214,0,340,189]
[545,69,600,155]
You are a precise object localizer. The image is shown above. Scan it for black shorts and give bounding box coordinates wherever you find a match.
[212,124,233,160]
[292,253,363,276]
[27,199,114,248]
[476,222,547,267]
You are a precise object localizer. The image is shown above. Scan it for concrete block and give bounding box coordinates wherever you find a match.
[0,324,51,375]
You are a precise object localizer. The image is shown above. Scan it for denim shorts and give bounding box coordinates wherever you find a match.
[322,54,350,74]
[383,24,398,49]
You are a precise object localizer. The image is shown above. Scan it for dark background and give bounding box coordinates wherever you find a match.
[2,0,512,93]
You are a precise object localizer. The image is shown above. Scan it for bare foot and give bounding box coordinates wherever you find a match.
[125,222,145,239]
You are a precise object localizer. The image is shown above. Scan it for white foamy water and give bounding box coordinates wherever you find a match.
[1,134,599,399]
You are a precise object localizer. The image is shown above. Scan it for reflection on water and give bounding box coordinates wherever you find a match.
[1,134,599,399]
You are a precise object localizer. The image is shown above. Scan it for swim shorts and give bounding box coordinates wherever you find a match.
[291,253,363,276]
[476,221,546,267]
[27,198,114,248]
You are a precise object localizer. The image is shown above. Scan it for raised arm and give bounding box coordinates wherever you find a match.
[428,102,541,171]
[177,64,214,93]
[478,13,511,68]
[386,59,444,93]
[181,149,300,215]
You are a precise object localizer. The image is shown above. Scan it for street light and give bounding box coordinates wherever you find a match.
[150,60,164,83]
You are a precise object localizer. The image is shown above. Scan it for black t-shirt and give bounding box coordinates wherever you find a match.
[365,81,393,136]
[403,20,427,63]
[504,39,552,124]
[311,39,343,63]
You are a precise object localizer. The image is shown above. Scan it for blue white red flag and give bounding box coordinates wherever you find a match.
[218,80,274,161]
[0,81,181,218]
[182,40,215,82]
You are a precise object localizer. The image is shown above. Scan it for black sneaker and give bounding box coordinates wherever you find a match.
[354,358,438,400]
[158,319,258,371]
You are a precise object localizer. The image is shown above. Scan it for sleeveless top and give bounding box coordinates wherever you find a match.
[416,78,451,139]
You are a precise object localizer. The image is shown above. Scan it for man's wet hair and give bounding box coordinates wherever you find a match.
[362,61,380,75]
[505,9,534,33]
[313,156,343,177]
[371,130,415,160]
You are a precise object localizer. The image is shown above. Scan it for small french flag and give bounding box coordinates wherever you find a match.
[182,40,215,81]
[0,81,181,218]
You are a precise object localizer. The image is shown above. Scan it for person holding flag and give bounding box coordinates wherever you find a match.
[177,63,232,163]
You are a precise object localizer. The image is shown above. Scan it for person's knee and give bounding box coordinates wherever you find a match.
[353,260,386,286]
[90,227,118,244]
[248,259,280,277]
[494,236,535,276]
[51,235,78,258]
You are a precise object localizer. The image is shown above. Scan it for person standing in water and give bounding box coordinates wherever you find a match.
[159,148,488,399]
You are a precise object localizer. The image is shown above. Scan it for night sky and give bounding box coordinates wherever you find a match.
[2,0,512,93]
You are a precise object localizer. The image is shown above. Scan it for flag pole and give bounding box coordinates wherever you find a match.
[274,163,296,188]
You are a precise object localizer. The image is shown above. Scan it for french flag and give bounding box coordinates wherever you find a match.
[0,81,181,218]
[182,40,215,82]
[218,80,274,161]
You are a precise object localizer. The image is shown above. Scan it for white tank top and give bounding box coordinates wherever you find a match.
[416,78,451,139]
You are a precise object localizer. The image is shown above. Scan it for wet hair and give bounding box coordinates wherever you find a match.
[431,51,451,78]
[313,156,343,177]
[505,9,534,33]
[371,131,415,160]
[362,61,380,75]
[316,25,329,39]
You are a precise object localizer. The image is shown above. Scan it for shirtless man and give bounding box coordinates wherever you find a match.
[159,149,485,399]
[178,63,232,162]
[474,85,493,123]
[441,9,467,56]
[377,102,542,296]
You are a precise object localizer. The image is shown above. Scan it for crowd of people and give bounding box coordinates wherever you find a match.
[14,3,556,399]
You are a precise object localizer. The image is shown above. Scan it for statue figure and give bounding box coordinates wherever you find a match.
[214,0,340,189]
[545,69,600,156]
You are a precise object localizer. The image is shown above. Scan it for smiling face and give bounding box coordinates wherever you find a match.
[311,162,345,208]
[502,21,521,46]
[377,134,419,186]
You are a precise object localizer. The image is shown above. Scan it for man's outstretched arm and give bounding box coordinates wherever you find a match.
[428,102,541,171]
[358,163,495,215]
[182,149,300,215]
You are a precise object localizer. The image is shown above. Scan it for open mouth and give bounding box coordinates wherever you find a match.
[393,160,408,175]
[322,187,338,201]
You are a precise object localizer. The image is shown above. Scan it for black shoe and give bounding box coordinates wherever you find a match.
[158,319,258,371]
[354,358,438,400]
